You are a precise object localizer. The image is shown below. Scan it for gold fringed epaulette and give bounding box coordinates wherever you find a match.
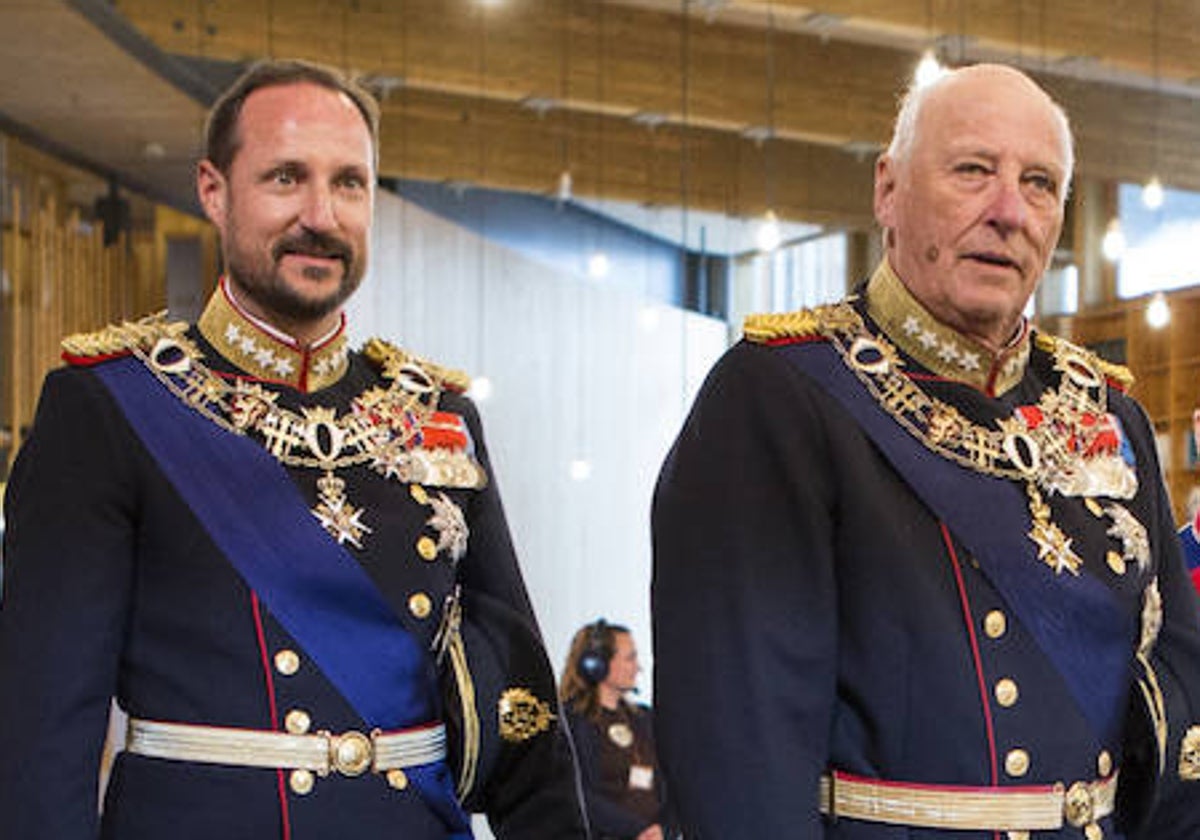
[743,300,861,344]
[1034,332,1135,389]
[361,337,472,394]
[61,311,193,361]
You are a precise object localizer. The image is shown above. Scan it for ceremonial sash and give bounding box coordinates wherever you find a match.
[94,357,471,837]
[778,340,1137,746]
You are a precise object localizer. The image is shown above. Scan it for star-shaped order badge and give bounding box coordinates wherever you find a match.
[313,471,372,549]
[1026,482,1082,575]
[426,491,469,562]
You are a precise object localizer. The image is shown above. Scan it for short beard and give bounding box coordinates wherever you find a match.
[226,228,364,325]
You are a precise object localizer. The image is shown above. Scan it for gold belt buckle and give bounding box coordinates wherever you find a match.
[325,730,374,777]
[1062,780,1097,828]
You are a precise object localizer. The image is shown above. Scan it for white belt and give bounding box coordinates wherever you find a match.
[819,769,1118,831]
[126,717,446,778]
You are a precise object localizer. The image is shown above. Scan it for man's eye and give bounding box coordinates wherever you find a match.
[1025,173,1057,195]
[272,169,297,186]
[955,162,990,176]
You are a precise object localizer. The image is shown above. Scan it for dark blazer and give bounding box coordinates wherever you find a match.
[652,284,1200,839]
[0,315,585,839]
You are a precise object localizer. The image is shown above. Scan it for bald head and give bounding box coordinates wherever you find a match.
[887,64,1074,202]
[873,63,1073,351]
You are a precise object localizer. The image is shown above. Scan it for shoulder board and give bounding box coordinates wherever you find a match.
[743,300,860,344]
[61,312,192,364]
[743,310,822,343]
[361,337,471,394]
[1034,331,1135,390]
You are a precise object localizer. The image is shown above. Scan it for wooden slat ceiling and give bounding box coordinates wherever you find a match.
[11,0,1200,234]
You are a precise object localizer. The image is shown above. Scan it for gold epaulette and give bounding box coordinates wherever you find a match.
[744,301,861,344]
[361,337,472,393]
[1034,332,1135,389]
[61,311,192,360]
[743,309,823,343]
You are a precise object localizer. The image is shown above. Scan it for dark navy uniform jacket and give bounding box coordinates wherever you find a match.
[652,262,1200,839]
[0,282,586,839]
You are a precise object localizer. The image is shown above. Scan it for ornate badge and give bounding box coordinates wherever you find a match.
[1179,726,1200,781]
[498,687,554,743]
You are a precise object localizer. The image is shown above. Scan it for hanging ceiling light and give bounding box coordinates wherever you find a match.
[1142,176,1165,210]
[556,170,573,203]
[568,458,592,481]
[914,49,946,88]
[1101,219,1126,262]
[1144,0,1165,213]
[587,251,611,278]
[756,209,782,252]
[1146,291,1171,329]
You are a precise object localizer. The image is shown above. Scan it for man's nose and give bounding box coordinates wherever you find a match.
[299,185,338,231]
[987,178,1028,235]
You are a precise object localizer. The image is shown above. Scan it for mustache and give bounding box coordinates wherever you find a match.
[272,230,352,265]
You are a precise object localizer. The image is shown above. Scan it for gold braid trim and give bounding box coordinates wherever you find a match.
[743,302,860,344]
[362,337,471,394]
[743,310,822,342]
[447,631,481,799]
[1035,332,1134,389]
[61,312,195,359]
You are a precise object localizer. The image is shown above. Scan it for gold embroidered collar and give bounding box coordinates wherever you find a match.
[865,261,1030,396]
[197,278,349,392]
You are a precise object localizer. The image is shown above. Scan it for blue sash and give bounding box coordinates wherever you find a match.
[779,340,1136,746]
[95,356,471,837]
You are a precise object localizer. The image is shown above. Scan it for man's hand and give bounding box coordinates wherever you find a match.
[636,824,664,840]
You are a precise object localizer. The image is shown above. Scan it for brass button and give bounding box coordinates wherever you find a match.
[387,768,409,790]
[416,536,438,561]
[1005,748,1030,778]
[994,678,1019,707]
[274,649,300,676]
[410,484,429,505]
[984,610,1007,639]
[408,592,432,619]
[1097,750,1113,777]
[284,709,311,735]
[1107,550,1127,575]
[289,768,315,795]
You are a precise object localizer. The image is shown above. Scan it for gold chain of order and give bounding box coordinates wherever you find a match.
[133,335,441,472]
[816,302,1111,488]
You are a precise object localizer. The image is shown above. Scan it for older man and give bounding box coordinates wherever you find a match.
[0,59,585,839]
[653,63,1200,838]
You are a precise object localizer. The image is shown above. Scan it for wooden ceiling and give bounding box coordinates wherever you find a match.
[9,1,1200,234]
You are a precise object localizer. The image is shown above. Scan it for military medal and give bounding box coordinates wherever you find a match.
[133,330,485,549]
[815,302,1140,577]
[313,471,372,548]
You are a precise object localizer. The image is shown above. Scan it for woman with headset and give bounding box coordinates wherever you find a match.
[561,620,669,840]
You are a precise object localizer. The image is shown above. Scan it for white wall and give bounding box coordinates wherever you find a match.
[349,190,729,692]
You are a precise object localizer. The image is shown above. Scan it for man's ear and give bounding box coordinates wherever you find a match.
[196,159,228,230]
[873,154,897,230]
